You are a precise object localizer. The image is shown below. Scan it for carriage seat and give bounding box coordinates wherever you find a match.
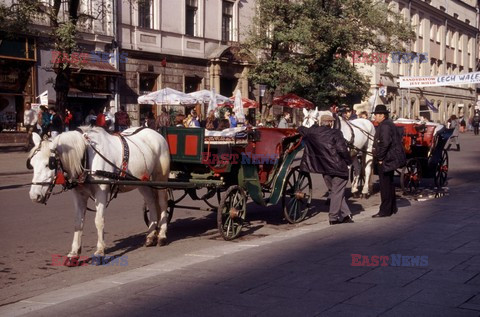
[204,127,248,145]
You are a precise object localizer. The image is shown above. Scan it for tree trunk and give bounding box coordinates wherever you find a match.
[54,67,71,117]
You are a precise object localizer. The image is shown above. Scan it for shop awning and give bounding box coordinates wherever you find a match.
[68,88,112,99]
[54,59,121,75]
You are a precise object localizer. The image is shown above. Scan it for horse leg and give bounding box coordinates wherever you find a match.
[66,189,89,266]
[93,188,108,257]
[351,156,361,197]
[139,187,160,247]
[157,188,169,246]
[362,154,374,198]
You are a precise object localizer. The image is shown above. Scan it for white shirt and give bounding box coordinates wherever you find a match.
[24,109,37,126]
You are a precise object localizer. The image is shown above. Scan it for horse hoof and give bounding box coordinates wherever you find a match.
[158,238,167,246]
[145,237,157,247]
[64,256,80,267]
[352,192,360,199]
[362,194,370,199]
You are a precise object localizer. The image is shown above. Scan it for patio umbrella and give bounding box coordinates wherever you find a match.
[228,96,259,108]
[137,88,197,105]
[233,89,245,122]
[272,93,314,109]
[188,89,231,105]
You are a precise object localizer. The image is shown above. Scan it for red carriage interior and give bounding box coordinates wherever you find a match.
[394,122,437,154]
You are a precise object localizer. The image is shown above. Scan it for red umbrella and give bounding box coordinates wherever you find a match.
[273,93,314,109]
[228,96,259,108]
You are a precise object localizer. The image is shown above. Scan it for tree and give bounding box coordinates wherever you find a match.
[0,0,109,116]
[243,0,416,108]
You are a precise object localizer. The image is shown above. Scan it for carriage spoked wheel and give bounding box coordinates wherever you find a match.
[400,158,422,195]
[282,166,313,223]
[143,188,175,227]
[434,150,449,188]
[217,185,247,240]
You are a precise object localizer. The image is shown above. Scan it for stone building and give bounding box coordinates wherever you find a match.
[355,0,479,123]
[118,0,257,125]
[0,0,118,131]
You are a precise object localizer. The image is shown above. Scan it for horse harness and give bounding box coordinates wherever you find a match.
[27,128,146,206]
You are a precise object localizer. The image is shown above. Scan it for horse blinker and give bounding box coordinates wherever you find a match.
[48,156,57,170]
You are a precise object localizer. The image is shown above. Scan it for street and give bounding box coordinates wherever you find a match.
[0,132,479,316]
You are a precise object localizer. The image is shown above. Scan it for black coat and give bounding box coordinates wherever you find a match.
[373,118,406,172]
[298,125,352,178]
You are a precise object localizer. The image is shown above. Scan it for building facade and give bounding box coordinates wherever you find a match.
[356,0,479,123]
[118,0,256,125]
[0,0,118,131]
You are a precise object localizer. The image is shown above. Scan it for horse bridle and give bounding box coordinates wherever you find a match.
[26,142,68,205]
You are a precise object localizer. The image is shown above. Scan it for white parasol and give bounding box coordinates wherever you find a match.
[233,89,245,122]
[207,89,217,114]
[188,89,232,105]
[137,88,197,105]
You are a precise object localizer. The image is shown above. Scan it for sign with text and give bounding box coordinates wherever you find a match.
[399,71,480,88]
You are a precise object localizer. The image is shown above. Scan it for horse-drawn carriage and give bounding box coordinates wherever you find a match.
[151,126,312,240]
[27,124,312,264]
[393,119,452,194]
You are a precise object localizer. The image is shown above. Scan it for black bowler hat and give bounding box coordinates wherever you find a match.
[372,104,390,114]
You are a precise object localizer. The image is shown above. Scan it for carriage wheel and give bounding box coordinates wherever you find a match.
[217,185,246,240]
[400,158,422,195]
[143,188,175,227]
[282,166,312,224]
[434,150,449,188]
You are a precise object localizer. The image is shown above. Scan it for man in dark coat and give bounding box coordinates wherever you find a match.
[299,114,353,225]
[372,105,406,218]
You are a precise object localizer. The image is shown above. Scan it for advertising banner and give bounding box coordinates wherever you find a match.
[399,71,480,88]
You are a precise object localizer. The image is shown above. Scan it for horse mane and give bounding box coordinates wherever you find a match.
[54,128,88,179]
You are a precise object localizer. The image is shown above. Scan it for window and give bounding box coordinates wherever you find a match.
[222,1,234,42]
[139,73,158,95]
[430,24,436,40]
[186,0,198,36]
[446,30,451,47]
[139,0,153,29]
[184,76,202,93]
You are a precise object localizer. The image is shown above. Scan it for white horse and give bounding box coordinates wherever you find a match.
[27,126,170,265]
[302,108,375,198]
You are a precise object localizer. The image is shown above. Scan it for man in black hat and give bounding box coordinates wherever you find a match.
[372,105,406,218]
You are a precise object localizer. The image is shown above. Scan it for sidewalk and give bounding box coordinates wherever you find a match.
[2,172,479,316]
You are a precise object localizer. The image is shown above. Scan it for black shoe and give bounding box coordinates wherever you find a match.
[372,213,390,218]
[393,208,398,214]
[342,215,354,223]
[329,220,342,225]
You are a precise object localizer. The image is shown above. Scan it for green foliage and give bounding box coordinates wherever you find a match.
[244,0,416,108]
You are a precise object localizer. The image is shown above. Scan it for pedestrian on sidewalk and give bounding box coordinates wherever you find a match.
[48,106,63,139]
[446,115,460,151]
[372,105,406,218]
[23,102,37,151]
[114,106,131,132]
[298,114,353,225]
[472,111,479,136]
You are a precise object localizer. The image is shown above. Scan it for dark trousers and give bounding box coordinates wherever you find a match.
[324,175,351,221]
[378,165,397,216]
[474,125,479,135]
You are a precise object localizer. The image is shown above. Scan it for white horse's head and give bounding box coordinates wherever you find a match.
[302,108,319,127]
[27,133,57,203]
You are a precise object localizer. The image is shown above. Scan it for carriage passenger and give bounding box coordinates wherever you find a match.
[205,110,218,130]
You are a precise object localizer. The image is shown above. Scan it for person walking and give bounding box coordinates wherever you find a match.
[278,112,290,128]
[48,106,63,138]
[472,111,480,136]
[114,106,131,132]
[372,105,406,218]
[39,105,50,138]
[23,102,37,151]
[298,114,353,225]
[446,115,460,151]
